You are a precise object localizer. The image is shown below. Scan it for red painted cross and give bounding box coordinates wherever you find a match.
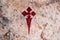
[22,7,36,34]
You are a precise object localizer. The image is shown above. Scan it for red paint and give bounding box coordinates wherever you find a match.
[22,7,36,34]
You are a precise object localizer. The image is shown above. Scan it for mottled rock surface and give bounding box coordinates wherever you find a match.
[0,0,60,40]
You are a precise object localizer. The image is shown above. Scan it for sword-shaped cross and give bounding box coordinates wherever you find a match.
[22,7,36,34]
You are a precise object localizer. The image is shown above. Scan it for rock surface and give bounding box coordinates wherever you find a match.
[0,0,60,40]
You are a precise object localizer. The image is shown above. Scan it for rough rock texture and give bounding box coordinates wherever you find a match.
[0,0,60,40]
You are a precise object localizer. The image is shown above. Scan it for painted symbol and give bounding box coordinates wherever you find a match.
[22,7,36,34]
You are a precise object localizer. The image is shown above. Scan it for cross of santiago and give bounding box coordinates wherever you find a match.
[22,7,36,34]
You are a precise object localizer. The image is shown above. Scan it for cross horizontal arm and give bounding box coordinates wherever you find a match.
[31,11,36,16]
[22,11,27,16]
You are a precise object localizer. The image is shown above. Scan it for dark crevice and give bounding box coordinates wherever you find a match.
[41,31,47,40]
[46,0,60,6]
[0,16,9,29]
[2,17,9,24]
[4,30,10,40]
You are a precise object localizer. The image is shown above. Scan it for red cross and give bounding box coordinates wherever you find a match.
[22,7,36,34]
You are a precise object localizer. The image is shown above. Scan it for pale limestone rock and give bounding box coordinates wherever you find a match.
[0,0,60,40]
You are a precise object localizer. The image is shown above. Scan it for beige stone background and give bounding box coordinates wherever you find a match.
[0,0,60,40]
